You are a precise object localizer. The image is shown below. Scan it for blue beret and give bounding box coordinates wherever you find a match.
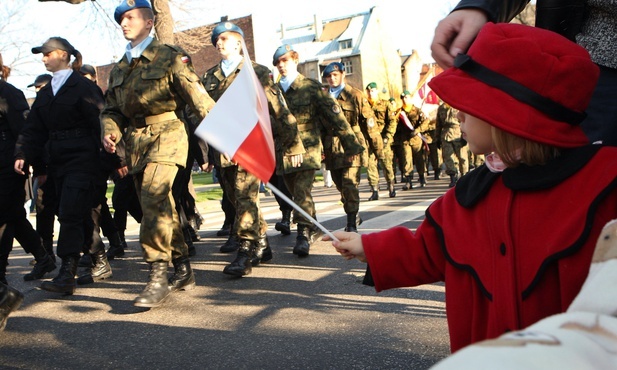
[322,62,345,77]
[114,0,152,25]
[272,44,293,66]
[211,22,244,45]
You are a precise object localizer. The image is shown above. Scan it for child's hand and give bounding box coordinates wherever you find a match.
[324,231,366,262]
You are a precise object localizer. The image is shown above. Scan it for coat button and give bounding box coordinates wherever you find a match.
[500,243,506,256]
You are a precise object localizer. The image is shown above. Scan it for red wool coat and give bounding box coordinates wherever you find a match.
[362,146,617,352]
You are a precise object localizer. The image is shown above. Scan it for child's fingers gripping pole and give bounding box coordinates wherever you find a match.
[266,182,340,242]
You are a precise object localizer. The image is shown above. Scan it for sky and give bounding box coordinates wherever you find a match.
[2,0,459,98]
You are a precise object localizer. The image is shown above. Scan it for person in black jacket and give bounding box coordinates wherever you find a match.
[0,52,56,284]
[14,37,109,295]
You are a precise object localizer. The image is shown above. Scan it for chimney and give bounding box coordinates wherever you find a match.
[221,16,228,22]
[314,14,323,40]
[280,23,285,39]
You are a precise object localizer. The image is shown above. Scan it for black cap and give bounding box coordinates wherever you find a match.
[79,64,96,76]
[27,74,52,88]
[31,37,76,55]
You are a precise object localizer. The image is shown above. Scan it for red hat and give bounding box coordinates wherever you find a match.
[429,23,600,148]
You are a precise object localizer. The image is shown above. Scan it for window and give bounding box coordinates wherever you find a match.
[339,39,352,50]
[343,60,353,75]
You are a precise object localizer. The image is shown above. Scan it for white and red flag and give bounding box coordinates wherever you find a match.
[194,40,275,183]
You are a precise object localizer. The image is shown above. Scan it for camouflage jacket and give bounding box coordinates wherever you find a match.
[280,74,363,173]
[203,59,304,172]
[436,103,463,142]
[101,40,214,174]
[393,105,430,146]
[369,98,397,146]
[324,84,372,169]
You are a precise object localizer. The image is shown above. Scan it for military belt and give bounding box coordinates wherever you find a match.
[131,111,178,128]
[297,122,315,131]
[49,127,91,140]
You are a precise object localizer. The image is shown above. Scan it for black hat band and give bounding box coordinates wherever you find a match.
[454,53,586,126]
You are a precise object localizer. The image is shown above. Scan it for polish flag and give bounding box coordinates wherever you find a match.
[195,40,275,183]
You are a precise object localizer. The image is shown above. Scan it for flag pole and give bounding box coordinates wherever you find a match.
[266,182,340,242]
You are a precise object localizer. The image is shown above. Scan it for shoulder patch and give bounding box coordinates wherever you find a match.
[367,117,375,127]
[181,56,190,63]
[332,104,341,114]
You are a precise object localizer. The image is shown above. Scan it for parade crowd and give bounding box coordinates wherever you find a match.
[2,0,617,367]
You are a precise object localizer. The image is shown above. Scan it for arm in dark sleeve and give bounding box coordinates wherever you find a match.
[452,0,530,23]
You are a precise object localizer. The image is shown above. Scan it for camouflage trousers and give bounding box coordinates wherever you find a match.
[283,169,316,227]
[220,165,267,241]
[410,138,426,176]
[442,139,469,176]
[134,162,187,263]
[393,142,413,177]
[331,166,361,214]
[367,144,395,188]
[426,143,442,174]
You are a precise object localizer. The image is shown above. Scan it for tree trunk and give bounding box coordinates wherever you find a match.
[152,0,174,44]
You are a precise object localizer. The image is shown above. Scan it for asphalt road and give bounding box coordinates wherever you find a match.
[0,174,451,369]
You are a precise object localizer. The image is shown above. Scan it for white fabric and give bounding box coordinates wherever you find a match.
[125,36,153,63]
[51,69,72,95]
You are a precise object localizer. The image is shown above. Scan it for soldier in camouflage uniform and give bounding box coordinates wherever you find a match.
[423,108,443,180]
[394,91,431,190]
[203,23,303,276]
[273,46,364,255]
[322,62,374,232]
[365,82,397,199]
[436,102,468,187]
[101,0,215,307]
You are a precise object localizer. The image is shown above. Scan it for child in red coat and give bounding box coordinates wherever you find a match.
[326,22,617,352]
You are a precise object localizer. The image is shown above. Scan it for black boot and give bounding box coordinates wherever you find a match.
[223,240,255,276]
[388,183,396,198]
[293,225,311,257]
[187,217,201,241]
[133,262,170,308]
[24,253,56,281]
[106,232,126,260]
[449,174,458,188]
[419,175,426,188]
[43,239,56,263]
[183,227,196,257]
[0,282,24,332]
[220,234,240,253]
[252,234,273,266]
[434,168,441,180]
[402,176,413,190]
[216,221,231,237]
[76,249,112,285]
[345,213,359,233]
[274,209,292,236]
[40,256,79,295]
[367,187,379,201]
[168,256,195,292]
[78,253,92,267]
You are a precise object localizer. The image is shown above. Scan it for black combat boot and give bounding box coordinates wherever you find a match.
[434,168,441,180]
[188,217,201,242]
[78,253,92,268]
[345,213,359,233]
[23,252,56,281]
[293,224,311,257]
[223,240,255,276]
[40,256,79,295]
[367,186,379,201]
[220,234,240,253]
[76,249,112,285]
[106,232,126,260]
[449,174,458,188]
[419,175,427,188]
[168,256,195,292]
[183,227,196,257]
[274,209,292,236]
[402,176,413,190]
[0,282,24,331]
[216,221,231,237]
[134,262,170,308]
[388,183,396,198]
[252,234,273,266]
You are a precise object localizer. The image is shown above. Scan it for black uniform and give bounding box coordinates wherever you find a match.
[17,72,105,259]
[0,79,54,283]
